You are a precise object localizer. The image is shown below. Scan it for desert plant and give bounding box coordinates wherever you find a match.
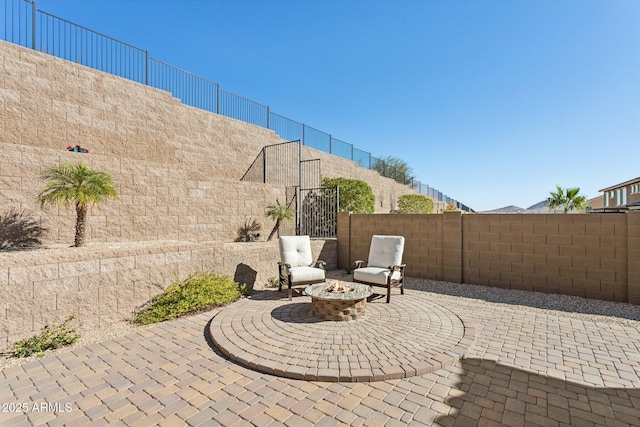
[38,163,117,247]
[10,314,79,358]
[234,218,261,242]
[322,177,375,214]
[266,199,294,241]
[238,283,250,296]
[373,156,414,185]
[397,194,434,214]
[445,203,460,212]
[134,271,242,325]
[548,185,587,213]
[266,276,280,288]
[0,209,47,251]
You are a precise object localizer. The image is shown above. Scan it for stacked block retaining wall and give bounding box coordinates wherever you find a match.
[0,239,336,351]
[0,38,351,350]
[0,40,418,246]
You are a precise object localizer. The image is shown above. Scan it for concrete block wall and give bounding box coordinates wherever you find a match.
[0,241,219,351]
[463,214,629,302]
[0,40,423,243]
[1,143,287,244]
[338,212,446,280]
[0,39,351,351]
[627,212,640,304]
[338,211,639,304]
[0,238,337,352]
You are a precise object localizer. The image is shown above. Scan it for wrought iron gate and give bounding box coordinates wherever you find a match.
[242,140,338,237]
[299,187,338,238]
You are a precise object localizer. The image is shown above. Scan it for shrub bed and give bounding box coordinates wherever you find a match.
[134,271,243,325]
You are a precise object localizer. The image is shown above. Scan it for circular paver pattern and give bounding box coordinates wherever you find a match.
[209,290,476,382]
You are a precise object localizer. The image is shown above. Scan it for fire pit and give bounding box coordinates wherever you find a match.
[305,280,373,321]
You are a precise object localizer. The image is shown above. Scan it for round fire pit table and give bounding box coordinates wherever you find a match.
[305,280,373,321]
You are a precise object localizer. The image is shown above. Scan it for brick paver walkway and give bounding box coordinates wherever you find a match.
[2,280,640,426]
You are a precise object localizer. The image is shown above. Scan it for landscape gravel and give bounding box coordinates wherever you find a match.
[3,272,639,371]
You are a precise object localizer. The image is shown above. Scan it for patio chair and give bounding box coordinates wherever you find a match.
[278,235,326,300]
[353,235,405,303]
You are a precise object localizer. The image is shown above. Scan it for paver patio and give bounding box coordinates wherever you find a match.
[2,276,640,426]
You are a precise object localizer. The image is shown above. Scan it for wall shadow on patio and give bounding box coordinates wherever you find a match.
[434,358,640,426]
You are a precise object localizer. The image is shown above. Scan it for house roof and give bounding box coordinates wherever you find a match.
[599,177,640,192]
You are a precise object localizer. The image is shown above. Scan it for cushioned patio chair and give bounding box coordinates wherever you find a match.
[353,235,405,303]
[278,235,326,300]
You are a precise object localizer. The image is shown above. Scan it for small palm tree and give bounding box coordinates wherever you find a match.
[266,199,295,241]
[38,163,117,247]
[547,185,587,214]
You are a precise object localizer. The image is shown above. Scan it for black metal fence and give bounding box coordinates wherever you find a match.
[1,0,472,212]
[299,187,338,238]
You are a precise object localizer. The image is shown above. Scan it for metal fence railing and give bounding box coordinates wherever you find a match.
[148,58,219,113]
[1,0,473,212]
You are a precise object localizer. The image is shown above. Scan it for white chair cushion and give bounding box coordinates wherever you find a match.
[289,266,325,283]
[353,267,401,285]
[279,235,313,267]
[368,235,405,267]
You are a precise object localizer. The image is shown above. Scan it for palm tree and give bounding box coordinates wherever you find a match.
[266,199,294,241]
[38,163,117,247]
[547,185,587,213]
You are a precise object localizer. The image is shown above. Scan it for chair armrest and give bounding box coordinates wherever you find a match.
[314,260,326,270]
[388,264,406,272]
[354,260,366,269]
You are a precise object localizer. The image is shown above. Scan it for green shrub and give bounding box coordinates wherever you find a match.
[397,194,434,214]
[134,271,242,325]
[238,283,250,296]
[11,314,79,358]
[322,177,375,214]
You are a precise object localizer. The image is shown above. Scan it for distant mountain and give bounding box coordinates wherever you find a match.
[482,200,551,214]
[527,200,549,210]
[482,205,530,213]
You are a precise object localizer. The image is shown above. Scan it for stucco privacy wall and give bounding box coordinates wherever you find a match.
[0,239,336,351]
[338,211,640,304]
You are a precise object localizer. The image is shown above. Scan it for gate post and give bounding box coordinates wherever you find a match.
[31,0,37,50]
[337,212,351,270]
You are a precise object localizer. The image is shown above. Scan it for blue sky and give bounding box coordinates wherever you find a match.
[37,0,640,212]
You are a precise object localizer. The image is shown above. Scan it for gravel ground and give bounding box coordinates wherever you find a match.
[3,272,639,371]
[328,270,640,326]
